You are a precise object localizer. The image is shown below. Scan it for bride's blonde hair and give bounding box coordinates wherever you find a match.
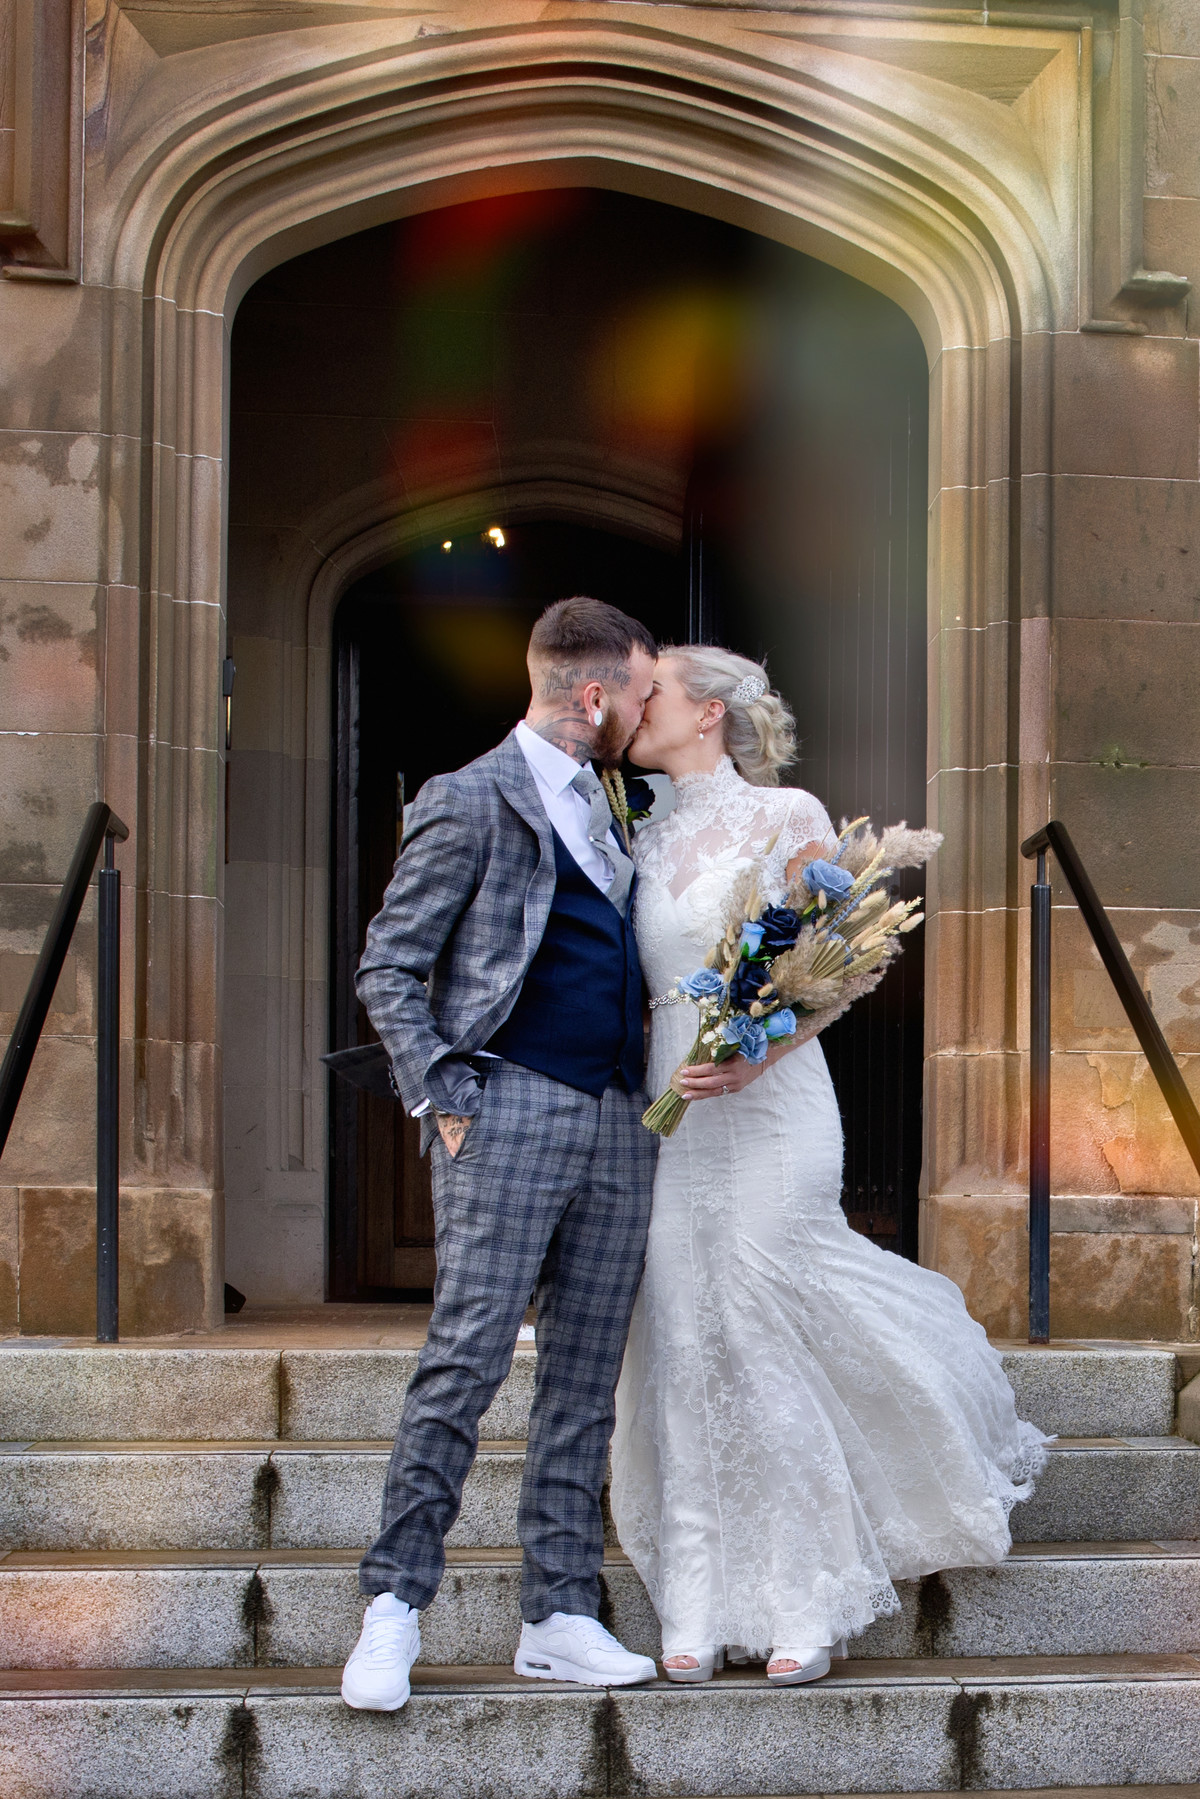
[659,644,796,786]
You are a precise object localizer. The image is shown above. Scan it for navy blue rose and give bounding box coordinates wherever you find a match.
[757,905,801,955]
[728,958,772,1011]
[624,776,655,821]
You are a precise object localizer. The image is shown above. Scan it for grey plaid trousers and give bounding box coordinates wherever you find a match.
[359,1061,657,1621]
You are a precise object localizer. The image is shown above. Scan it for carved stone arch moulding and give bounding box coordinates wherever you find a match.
[99,29,1066,1198]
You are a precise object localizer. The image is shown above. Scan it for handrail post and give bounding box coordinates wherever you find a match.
[1029,848,1051,1345]
[96,832,120,1343]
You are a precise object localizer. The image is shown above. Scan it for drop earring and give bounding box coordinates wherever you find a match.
[698,727,705,739]
[593,710,604,727]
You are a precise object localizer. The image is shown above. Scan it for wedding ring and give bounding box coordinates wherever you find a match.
[721,1083,729,1095]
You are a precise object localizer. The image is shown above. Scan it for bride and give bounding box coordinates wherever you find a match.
[611,644,1048,1685]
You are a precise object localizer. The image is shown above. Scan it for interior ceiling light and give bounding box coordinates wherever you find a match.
[486,526,506,548]
[441,540,452,551]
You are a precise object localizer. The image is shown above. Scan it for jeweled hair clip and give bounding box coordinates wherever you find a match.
[729,673,767,704]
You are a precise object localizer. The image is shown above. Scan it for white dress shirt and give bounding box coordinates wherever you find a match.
[514,719,616,893]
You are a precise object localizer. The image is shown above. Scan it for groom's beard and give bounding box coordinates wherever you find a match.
[591,710,637,770]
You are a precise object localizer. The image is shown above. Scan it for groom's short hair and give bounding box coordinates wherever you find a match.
[529,597,657,678]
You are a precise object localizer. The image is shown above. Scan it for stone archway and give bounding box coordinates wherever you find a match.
[88,15,1079,1326]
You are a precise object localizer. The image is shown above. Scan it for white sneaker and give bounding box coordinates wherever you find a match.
[515,1612,657,1687]
[341,1594,421,1711]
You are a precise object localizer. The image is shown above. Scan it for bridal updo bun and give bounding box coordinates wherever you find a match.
[660,645,796,786]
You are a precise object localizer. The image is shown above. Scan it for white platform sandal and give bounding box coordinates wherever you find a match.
[766,1638,847,1686]
[663,1646,725,1683]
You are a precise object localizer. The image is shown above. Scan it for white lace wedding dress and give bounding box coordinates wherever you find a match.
[611,756,1049,1658]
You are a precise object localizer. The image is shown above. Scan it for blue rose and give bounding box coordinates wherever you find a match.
[720,1014,769,1064]
[802,859,855,900]
[757,906,800,955]
[624,776,655,821]
[763,1008,797,1040]
[728,959,771,1011]
[677,968,724,1000]
[740,921,766,956]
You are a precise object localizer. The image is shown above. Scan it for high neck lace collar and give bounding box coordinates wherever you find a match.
[670,755,744,813]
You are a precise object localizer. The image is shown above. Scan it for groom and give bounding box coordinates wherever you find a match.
[341,596,661,1710]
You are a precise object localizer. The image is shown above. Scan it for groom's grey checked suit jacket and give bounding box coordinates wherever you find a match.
[357,731,565,1137]
[355,729,658,1623]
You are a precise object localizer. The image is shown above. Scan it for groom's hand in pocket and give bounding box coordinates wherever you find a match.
[436,1112,475,1157]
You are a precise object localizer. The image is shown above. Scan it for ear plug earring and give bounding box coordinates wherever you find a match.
[593,710,604,727]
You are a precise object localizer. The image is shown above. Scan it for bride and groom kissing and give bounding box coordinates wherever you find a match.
[341,595,1047,1711]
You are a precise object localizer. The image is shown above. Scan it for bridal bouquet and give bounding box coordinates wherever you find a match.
[641,818,943,1137]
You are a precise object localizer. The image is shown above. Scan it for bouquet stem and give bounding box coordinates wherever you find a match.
[641,1031,707,1138]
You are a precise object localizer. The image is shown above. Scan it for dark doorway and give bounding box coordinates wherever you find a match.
[305,186,928,1301]
[329,523,683,1299]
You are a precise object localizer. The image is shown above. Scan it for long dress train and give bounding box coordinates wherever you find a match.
[611,756,1048,1658]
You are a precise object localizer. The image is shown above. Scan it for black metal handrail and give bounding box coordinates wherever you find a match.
[0,802,129,1341]
[1020,819,1200,1343]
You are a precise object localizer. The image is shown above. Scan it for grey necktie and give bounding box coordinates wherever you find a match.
[570,766,634,915]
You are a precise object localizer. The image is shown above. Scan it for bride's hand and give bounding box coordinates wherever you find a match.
[677,1054,762,1099]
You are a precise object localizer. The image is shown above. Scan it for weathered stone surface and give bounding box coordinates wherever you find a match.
[0,1349,279,1443]
[248,1684,606,1799]
[0,1688,243,1799]
[999,1349,1176,1437]
[280,1348,535,1442]
[966,1667,1200,1789]
[1010,1440,1200,1543]
[0,1448,270,1552]
[268,1445,523,1551]
[1051,334,1200,481]
[0,1562,257,1670]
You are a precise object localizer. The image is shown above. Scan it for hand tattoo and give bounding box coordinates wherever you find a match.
[436,1112,474,1157]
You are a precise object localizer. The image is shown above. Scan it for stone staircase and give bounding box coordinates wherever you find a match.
[1,1339,1199,1796]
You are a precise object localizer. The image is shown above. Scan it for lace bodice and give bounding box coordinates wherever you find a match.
[635,756,836,901]
[633,757,836,1001]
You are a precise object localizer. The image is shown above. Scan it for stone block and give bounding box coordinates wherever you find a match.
[1148,53,1200,199]
[1050,904,1200,1057]
[257,1554,661,1669]
[1047,1230,1195,1342]
[0,581,100,735]
[280,1349,535,1442]
[0,431,103,584]
[1011,1441,1200,1542]
[1144,195,1200,301]
[0,1562,257,1669]
[268,1445,523,1551]
[856,1552,1200,1659]
[1050,474,1200,623]
[999,1349,1177,1437]
[15,1189,221,1339]
[920,1192,1028,1340]
[0,1190,15,1334]
[0,1687,242,1799]
[1146,0,1200,55]
[1054,619,1200,768]
[926,906,1011,1056]
[610,1674,959,1793]
[0,1447,270,1551]
[1050,334,1199,480]
[248,1685,603,1799]
[0,1349,280,1442]
[924,765,1011,912]
[924,1191,1198,1341]
[1050,764,1200,910]
[967,1667,1200,1788]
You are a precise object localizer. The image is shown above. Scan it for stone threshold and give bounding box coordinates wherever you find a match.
[5,1654,1200,1698]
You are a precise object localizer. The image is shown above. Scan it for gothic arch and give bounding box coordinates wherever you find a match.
[94,20,1074,1265]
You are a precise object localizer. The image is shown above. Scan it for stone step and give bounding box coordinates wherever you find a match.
[2,1657,1200,1796]
[2,1543,1200,1671]
[0,1343,1176,1442]
[1,1436,1198,1553]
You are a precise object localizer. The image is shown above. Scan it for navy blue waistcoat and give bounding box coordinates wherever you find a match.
[487,829,644,1097]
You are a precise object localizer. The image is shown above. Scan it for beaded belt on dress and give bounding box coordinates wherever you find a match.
[648,991,684,1010]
